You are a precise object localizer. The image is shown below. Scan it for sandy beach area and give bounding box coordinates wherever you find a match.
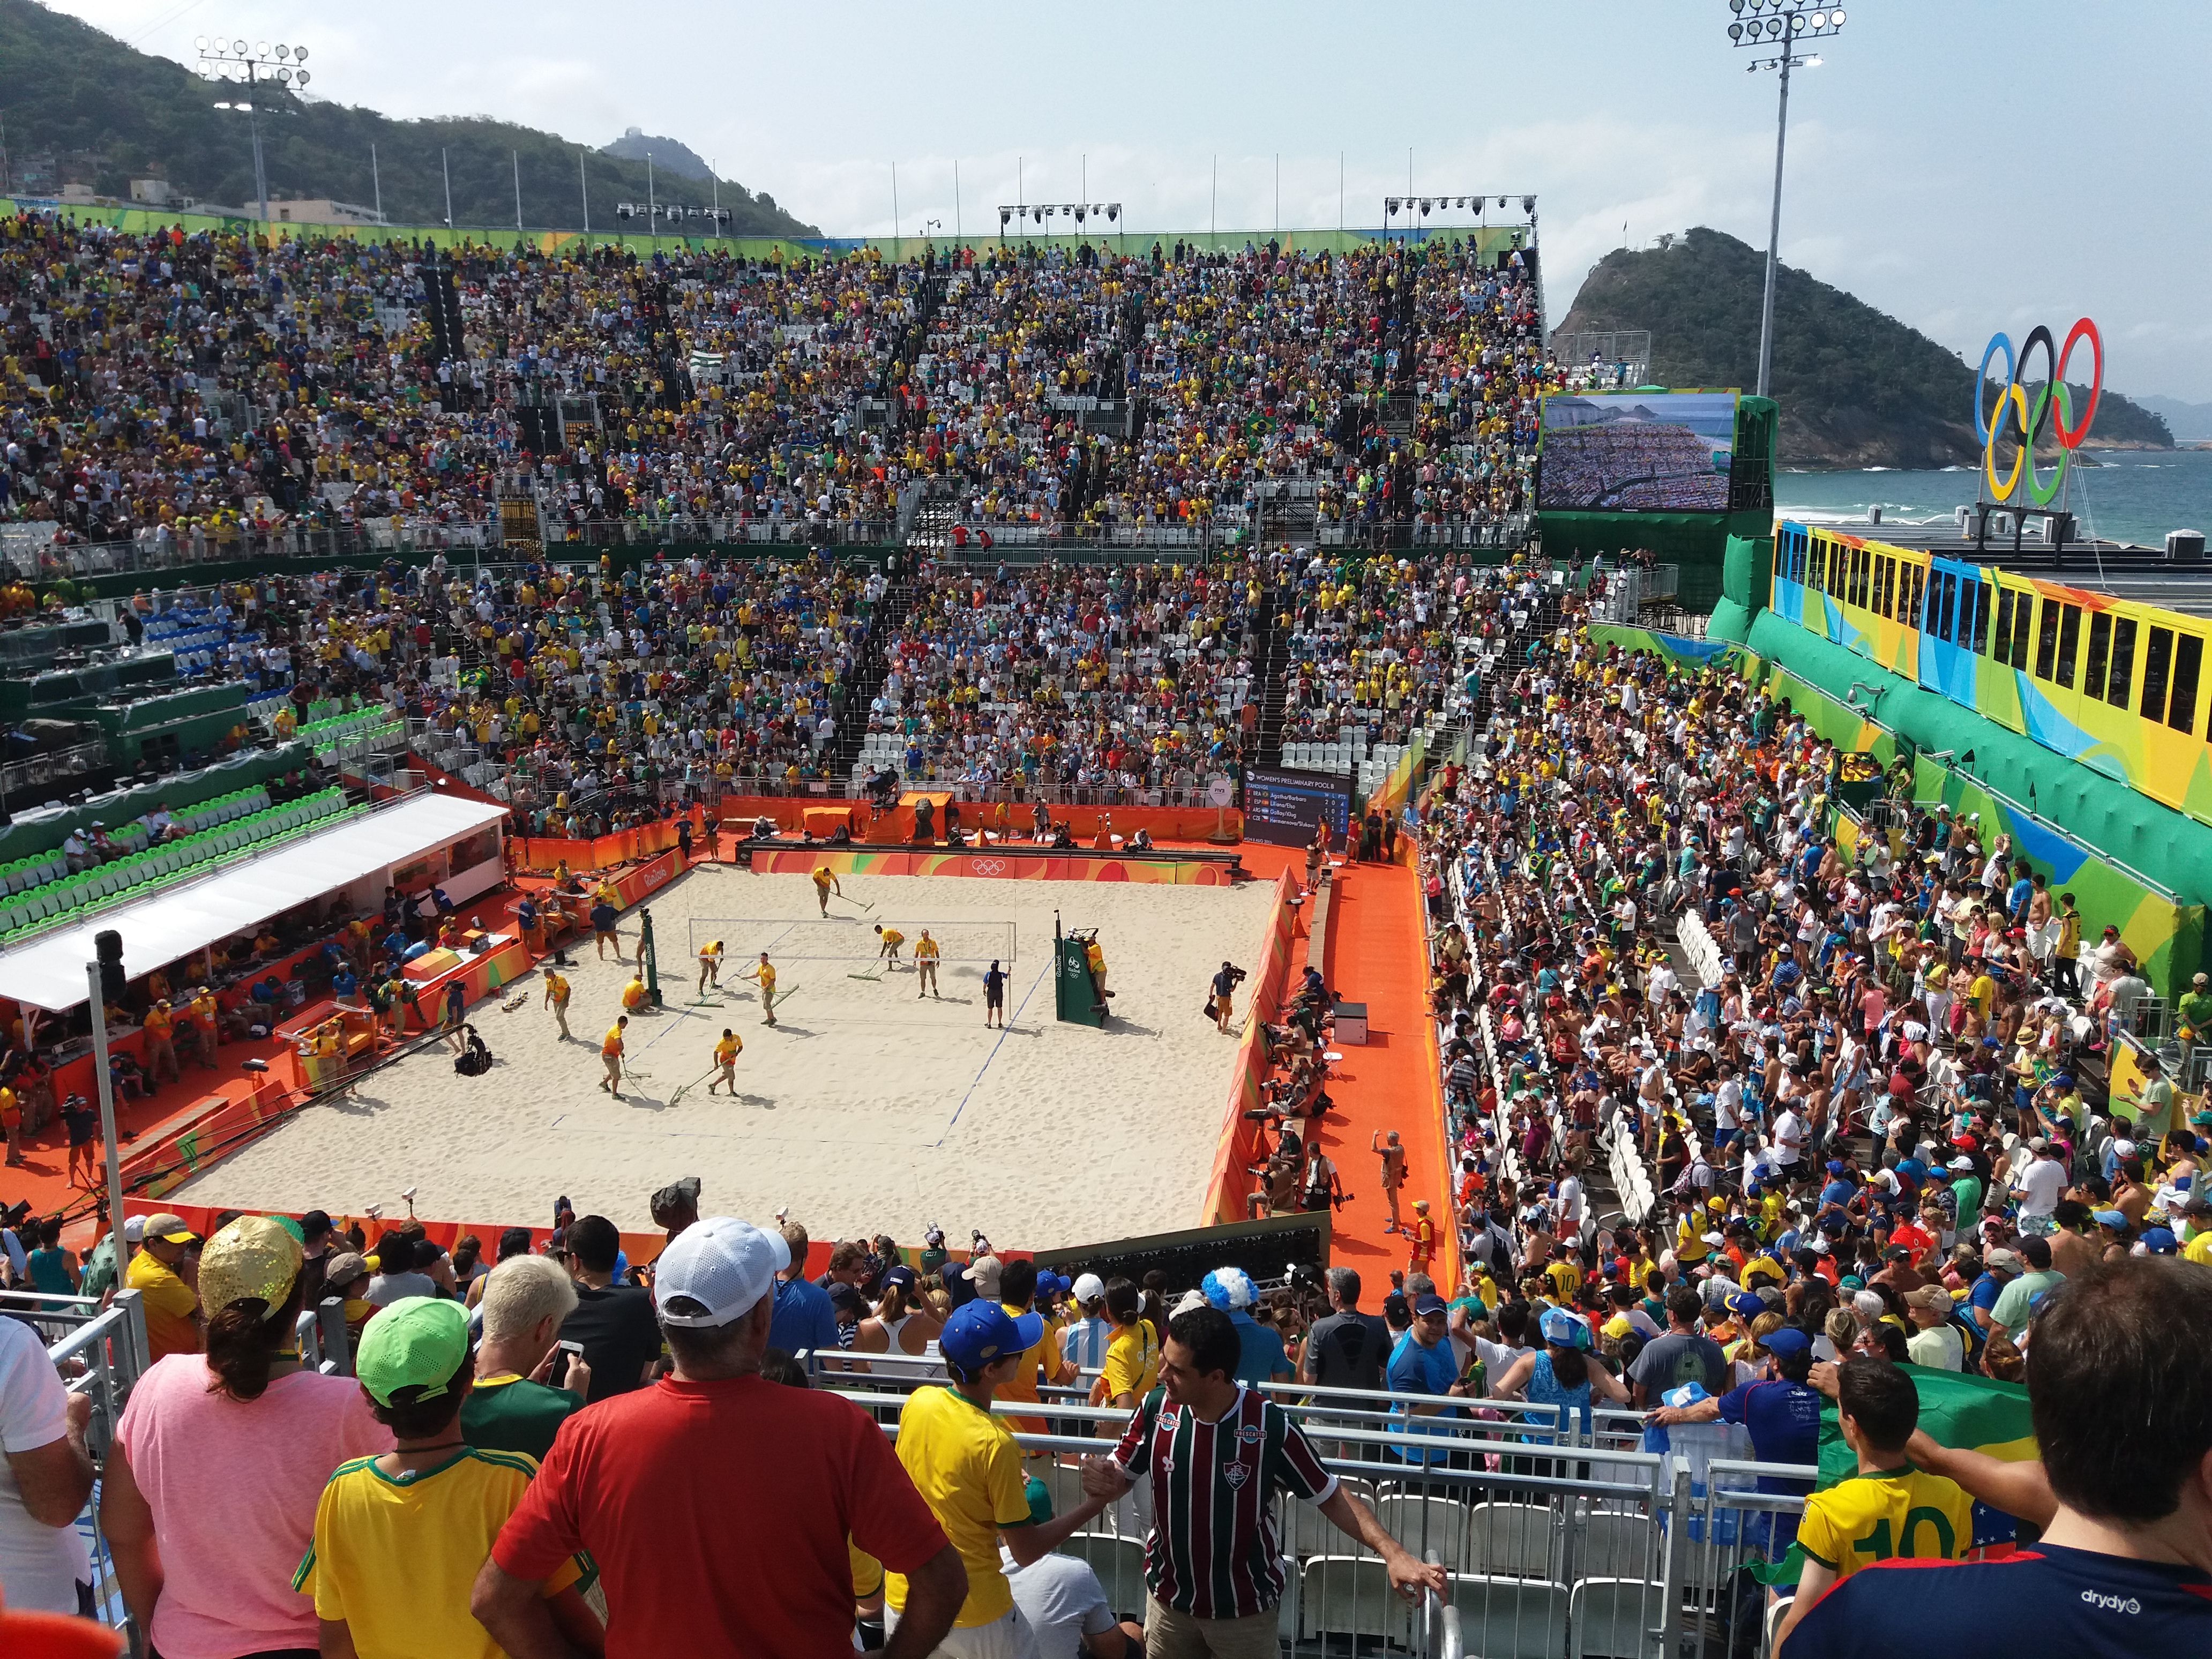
[169,865,1279,1249]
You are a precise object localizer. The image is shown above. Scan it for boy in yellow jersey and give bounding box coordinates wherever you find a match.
[746,952,779,1026]
[913,929,941,999]
[886,1301,1111,1653]
[874,923,906,968]
[1773,1356,1974,1653]
[299,1297,593,1659]
[541,968,571,1040]
[599,1015,627,1097]
[813,864,840,916]
[697,938,724,994]
[707,1028,742,1094]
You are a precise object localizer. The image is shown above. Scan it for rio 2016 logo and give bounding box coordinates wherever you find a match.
[1976,318,2102,508]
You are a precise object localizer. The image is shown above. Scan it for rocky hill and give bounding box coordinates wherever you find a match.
[0,0,815,237]
[1553,227,2170,467]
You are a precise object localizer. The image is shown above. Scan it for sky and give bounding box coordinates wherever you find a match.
[46,0,2212,402]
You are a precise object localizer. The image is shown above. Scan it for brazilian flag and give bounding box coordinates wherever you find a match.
[1750,1364,2036,1587]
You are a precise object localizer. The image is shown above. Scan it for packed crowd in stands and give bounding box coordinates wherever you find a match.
[1408,609,2200,1386]
[914,241,1548,540]
[0,204,2204,1655]
[2,210,1550,572]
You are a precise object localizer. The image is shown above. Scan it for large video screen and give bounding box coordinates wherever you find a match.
[1538,391,1739,512]
[1243,767,1353,848]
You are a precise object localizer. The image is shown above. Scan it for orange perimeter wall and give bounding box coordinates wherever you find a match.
[512,797,1243,874]
[752,846,1234,885]
[1199,869,1301,1224]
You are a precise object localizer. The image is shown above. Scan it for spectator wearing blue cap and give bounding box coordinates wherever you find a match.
[1650,1322,1821,1534]
[1201,1267,1291,1385]
[888,1299,1115,1656]
[1384,1291,1473,1465]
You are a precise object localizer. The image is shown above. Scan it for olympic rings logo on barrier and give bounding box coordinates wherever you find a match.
[969,857,1008,877]
[1976,317,2102,507]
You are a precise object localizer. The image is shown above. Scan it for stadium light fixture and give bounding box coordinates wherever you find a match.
[198,34,313,227]
[1725,1,1850,399]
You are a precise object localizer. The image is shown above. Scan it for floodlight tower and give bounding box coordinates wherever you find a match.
[1725,1,1848,398]
[197,36,312,227]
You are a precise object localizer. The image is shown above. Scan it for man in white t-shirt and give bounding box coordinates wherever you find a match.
[1772,1106,1807,1174]
[1555,1174,1586,1236]
[1004,1503,1141,1657]
[1715,1068,1747,1143]
[2012,1140,2069,1233]
[0,1314,95,1612]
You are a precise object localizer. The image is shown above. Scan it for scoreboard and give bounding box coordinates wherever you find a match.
[1243,767,1353,847]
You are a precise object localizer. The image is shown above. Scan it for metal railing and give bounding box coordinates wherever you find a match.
[1588,564,1682,625]
[802,1359,1812,1658]
[19,1290,152,1638]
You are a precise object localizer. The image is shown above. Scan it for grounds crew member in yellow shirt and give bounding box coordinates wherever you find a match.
[913,929,942,999]
[875,924,906,967]
[141,999,180,1085]
[697,938,724,994]
[298,1296,594,1658]
[1773,1355,1973,1654]
[708,1028,743,1095]
[600,1015,627,1098]
[813,864,841,916]
[621,974,650,1012]
[746,952,780,1026]
[542,968,572,1040]
[886,1299,1112,1650]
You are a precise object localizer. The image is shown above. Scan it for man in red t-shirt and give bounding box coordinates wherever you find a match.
[475,1217,966,1658]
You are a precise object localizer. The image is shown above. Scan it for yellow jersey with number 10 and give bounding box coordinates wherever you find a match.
[1796,1463,1974,1583]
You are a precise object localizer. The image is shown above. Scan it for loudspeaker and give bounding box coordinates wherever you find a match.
[94,929,126,1003]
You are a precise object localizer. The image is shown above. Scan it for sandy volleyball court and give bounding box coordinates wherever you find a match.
[170,866,1279,1248]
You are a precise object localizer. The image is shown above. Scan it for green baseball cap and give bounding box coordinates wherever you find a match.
[355,1296,470,1407]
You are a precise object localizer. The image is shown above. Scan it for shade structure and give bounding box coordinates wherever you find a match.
[0,791,508,1013]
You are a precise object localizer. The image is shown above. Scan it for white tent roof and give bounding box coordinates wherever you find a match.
[0,791,508,1013]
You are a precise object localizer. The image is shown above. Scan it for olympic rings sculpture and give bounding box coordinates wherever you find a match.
[1975,317,2102,507]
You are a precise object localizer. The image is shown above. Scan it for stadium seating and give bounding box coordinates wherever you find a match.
[0,788,358,940]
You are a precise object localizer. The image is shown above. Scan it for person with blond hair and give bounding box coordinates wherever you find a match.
[463,1254,593,1461]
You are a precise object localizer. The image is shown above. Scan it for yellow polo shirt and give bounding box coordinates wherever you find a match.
[125,1248,200,1359]
[886,1385,1028,1628]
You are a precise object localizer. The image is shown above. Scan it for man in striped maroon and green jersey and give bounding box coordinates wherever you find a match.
[1081,1304,1444,1654]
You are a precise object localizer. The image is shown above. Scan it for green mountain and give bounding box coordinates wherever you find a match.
[1552,227,2170,467]
[0,0,815,237]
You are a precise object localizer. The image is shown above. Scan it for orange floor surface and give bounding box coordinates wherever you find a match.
[1307,857,1455,1293]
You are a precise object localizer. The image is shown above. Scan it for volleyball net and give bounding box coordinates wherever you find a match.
[685,917,1018,968]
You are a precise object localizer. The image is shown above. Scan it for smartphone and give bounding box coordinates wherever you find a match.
[552,1338,584,1387]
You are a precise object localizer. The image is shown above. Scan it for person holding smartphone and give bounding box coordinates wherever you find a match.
[462,1256,595,1462]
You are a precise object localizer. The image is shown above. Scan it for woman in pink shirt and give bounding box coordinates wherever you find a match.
[100,1217,390,1659]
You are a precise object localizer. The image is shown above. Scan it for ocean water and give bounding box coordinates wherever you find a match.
[1773,447,2212,549]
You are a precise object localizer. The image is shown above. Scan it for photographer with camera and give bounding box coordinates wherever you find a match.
[1208,960,1247,1034]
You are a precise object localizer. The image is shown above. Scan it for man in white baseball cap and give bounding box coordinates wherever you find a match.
[476,1217,968,1659]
